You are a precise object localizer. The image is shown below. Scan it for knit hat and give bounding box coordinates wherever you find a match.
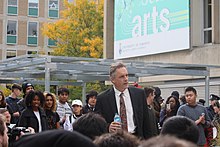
[22,82,34,94]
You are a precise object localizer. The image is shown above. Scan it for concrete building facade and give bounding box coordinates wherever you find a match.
[104,0,220,99]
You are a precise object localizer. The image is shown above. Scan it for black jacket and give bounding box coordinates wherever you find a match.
[18,107,48,132]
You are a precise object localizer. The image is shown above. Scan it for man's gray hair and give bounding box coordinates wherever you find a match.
[109,62,126,79]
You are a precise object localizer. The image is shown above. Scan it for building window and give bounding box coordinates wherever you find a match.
[48,0,59,18]
[27,22,38,46]
[48,38,57,46]
[28,0,39,17]
[7,0,18,15]
[7,20,17,44]
[203,0,212,44]
[6,50,16,59]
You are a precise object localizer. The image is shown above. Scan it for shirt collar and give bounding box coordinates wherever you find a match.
[113,86,129,97]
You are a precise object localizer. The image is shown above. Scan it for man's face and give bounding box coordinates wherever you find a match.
[13,88,21,97]
[88,96,97,107]
[26,86,34,94]
[1,123,8,147]
[185,91,197,106]
[59,92,69,104]
[111,67,128,92]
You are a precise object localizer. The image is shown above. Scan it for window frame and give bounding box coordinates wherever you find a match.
[6,20,18,45]
[28,0,39,17]
[27,21,39,46]
[203,0,213,44]
[7,0,18,15]
[48,0,59,18]
[6,49,17,59]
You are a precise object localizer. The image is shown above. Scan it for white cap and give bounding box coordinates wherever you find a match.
[72,99,83,106]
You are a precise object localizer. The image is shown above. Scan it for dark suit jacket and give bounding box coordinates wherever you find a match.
[95,86,151,139]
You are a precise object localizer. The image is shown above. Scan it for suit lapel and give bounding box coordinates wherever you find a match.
[107,87,118,114]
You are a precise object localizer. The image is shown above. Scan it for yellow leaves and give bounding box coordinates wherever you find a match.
[42,0,104,58]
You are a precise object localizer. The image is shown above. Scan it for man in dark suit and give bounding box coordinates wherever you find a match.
[95,62,151,139]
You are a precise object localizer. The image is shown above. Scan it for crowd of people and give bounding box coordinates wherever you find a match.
[0,62,219,147]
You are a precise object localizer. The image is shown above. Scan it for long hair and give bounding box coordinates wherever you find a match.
[165,95,180,115]
[43,92,57,112]
[0,91,6,108]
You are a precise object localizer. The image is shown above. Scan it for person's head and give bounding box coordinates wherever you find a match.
[139,135,197,147]
[43,92,57,112]
[25,90,45,109]
[144,87,155,105]
[165,95,180,111]
[13,129,96,147]
[0,114,8,147]
[94,131,140,147]
[72,112,108,140]
[11,83,22,97]
[209,94,220,106]
[0,91,6,107]
[0,109,11,125]
[86,90,98,107]
[160,116,199,144]
[109,62,128,92]
[171,91,180,99]
[198,99,206,106]
[185,86,197,106]
[71,99,83,115]
[22,82,34,95]
[180,95,186,104]
[213,101,220,114]
[58,87,69,104]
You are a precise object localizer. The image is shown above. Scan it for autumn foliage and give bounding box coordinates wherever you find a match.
[42,0,103,58]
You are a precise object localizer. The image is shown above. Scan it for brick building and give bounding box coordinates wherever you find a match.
[0,0,71,60]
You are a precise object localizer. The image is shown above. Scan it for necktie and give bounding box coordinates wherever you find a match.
[120,93,128,131]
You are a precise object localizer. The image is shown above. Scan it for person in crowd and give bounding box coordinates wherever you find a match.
[0,108,11,126]
[177,86,211,146]
[0,114,9,147]
[207,94,220,121]
[198,99,206,106]
[0,91,7,109]
[179,95,187,105]
[171,90,180,100]
[159,95,180,126]
[143,87,158,137]
[210,101,220,146]
[82,90,98,114]
[43,92,60,130]
[56,87,73,131]
[93,131,140,147]
[5,84,22,124]
[18,90,48,132]
[152,86,163,131]
[160,116,199,144]
[139,135,197,147]
[13,129,97,147]
[95,62,150,139]
[17,82,34,113]
[72,112,108,140]
[71,99,83,120]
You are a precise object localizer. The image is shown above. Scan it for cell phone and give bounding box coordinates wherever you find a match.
[201,113,205,116]
[166,104,170,110]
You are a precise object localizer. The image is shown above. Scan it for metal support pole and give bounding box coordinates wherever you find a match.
[82,82,86,104]
[45,56,51,92]
[205,75,210,107]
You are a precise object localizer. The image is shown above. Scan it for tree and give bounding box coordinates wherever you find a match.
[42,0,104,58]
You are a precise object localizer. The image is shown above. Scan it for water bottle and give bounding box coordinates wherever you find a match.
[114,113,121,123]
